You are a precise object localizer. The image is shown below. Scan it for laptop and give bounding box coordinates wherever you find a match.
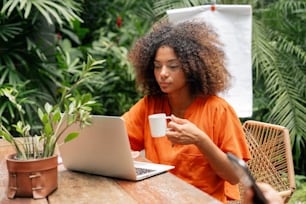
[57,115,174,181]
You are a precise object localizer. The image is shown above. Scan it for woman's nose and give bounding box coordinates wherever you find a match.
[160,66,169,77]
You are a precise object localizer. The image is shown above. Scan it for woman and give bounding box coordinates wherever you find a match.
[122,20,250,203]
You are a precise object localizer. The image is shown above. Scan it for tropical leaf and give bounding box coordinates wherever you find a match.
[0,22,22,41]
[1,0,82,26]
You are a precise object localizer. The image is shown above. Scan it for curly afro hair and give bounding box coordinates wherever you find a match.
[128,20,231,96]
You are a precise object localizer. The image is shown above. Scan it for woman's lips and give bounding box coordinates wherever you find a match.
[159,82,170,87]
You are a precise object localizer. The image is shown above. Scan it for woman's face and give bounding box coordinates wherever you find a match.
[153,46,188,95]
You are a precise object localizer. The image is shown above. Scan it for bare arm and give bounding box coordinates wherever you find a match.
[166,115,239,184]
[195,132,239,184]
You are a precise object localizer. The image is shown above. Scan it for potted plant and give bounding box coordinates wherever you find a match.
[0,56,103,199]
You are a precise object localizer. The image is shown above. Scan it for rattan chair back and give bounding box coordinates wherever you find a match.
[242,120,296,203]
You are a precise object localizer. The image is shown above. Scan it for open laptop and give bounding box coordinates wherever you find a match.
[57,115,174,181]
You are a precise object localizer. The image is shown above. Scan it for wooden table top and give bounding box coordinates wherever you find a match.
[0,139,221,204]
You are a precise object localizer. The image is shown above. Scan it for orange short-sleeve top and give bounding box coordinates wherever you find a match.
[122,95,250,203]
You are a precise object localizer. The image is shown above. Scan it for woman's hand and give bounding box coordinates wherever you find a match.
[166,115,206,145]
[243,182,284,204]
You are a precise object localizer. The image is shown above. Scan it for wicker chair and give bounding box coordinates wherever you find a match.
[241,120,296,203]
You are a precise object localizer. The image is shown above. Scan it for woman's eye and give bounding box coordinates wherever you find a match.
[154,64,161,69]
[168,64,179,69]
[153,63,180,69]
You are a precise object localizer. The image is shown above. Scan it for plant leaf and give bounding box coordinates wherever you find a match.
[64,132,79,143]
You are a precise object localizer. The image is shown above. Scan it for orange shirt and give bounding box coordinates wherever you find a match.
[122,95,250,203]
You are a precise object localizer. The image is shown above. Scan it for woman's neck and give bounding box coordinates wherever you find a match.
[167,93,195,118]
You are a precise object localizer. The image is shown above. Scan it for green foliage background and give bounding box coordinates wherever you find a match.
[0,0,305,199]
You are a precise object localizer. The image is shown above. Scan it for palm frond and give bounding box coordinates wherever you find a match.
[0,22,22,41]
[1,0,82,26]
[273,0,306,13]
[272,35,306,64]
[251,20,278,79]
[266,50,306,153]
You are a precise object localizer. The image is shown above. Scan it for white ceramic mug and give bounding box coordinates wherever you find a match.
[148,113,171,137]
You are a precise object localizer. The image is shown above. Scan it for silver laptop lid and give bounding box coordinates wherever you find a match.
[58,115,138,180]
[58,115,174,181]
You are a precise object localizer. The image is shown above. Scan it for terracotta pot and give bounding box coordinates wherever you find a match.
[6,154,58,199]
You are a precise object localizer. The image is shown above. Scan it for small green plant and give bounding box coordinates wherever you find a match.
[0,92,94,160]
[0,55,104,160]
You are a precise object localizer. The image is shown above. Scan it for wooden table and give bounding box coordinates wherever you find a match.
[0,139,221,204]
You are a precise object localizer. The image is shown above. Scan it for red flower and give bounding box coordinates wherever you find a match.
[57,32,62,41]
[116,16,122,28]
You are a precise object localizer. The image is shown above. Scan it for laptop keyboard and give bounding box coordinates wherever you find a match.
[135,167,155,175]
